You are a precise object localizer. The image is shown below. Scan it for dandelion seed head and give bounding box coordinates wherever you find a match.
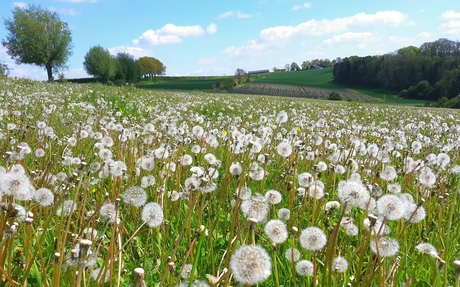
[56,200,77,217]
[240,194,269,223]
[141,175,156,188]
[265,189,282,204]
[298,172,313,187]
[99,203,118,224]
[122,186,147,207]
[179,154,193,166]
[376,194,405,221]
[264,219,288,244]
[332,256,349,273]
[370,237,399,257]
[277,207,291,221]
[35,148,46,158]
[337,180,370,210]
[299,226,327,251]
[387,183,401,194]
[0,171,35,201]
[276,141,292,157]
[296,260,314,276]
[380,165,397,181]
[34,187,54,207]
[236,186,252,200]
[229,245,272,285]
[285,248,301,262]
[141,202,164,228]
[229,162,242,176]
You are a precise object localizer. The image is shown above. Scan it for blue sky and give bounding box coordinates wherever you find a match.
[1,0,460,80]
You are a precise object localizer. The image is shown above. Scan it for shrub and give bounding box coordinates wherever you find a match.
[328,92,342,101]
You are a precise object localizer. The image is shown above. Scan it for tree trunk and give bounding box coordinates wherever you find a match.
[46,65,53,82]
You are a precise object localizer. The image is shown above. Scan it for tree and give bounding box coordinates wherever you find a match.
[301,60,311,70]
[138,56,166,80]
[2,5,73,82]
[284,64,290,71]
[114,52,144,84]
[234,68,249,84]
[291,62,300,71]
[83,45,117,84]
[0,61,10,78]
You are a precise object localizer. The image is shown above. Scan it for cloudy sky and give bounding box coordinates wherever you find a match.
[1,0,459,80]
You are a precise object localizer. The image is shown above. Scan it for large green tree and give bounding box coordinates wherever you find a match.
[83,45,117,84]
[2,5,73,82]
[114,52,144,83]
[138,56,166,80]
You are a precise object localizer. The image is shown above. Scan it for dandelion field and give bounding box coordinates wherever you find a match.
[0,78,459,287]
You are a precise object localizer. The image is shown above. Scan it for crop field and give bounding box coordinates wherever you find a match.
[231,83,378,102]
[0,78,459,287]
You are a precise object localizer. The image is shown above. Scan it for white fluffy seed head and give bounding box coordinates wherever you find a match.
[229,245,272,285]
[264,219,288,244]
[299,226,327,251]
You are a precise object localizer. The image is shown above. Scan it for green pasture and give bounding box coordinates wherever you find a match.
[253,68,337,88]
[137,76,231,90]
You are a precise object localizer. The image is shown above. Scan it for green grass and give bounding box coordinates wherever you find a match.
[253,68,337,88]
[136,76,232,90]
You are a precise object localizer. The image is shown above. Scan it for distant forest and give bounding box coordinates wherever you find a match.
[333,38,460,107]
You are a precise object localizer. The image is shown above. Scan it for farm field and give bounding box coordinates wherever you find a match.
[0,78,459,286]
[137,69,431,105]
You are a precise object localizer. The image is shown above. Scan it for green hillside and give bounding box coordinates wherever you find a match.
[253,68,337,88]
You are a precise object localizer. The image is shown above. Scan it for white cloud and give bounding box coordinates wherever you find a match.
[206,23,217,34]
[221,40,268,58]
[216,10,253,20]
[133,24,205,45]
[108,46,155,58]
[219,10,407,59]
[198,57,216,65]
[323,32,376,47]
[387,32,432,49]
[439,10,460,35]
[12,2,27,8]
[56,0,98,3]
[292,3,312,11]
[259,11,406,43]
[440,10,460,21]
[49,7,78,16]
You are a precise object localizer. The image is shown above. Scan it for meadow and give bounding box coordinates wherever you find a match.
[0,78,459,287]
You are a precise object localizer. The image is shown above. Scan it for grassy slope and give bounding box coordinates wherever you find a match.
[253,68,431,105]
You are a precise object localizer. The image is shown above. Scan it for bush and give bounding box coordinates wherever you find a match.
[216,78,235,90]
[328,92,342,101]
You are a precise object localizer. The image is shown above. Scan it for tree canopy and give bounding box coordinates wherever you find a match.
[83,45,117,84]
[333,38,460,102]
[2,5,73,82]
[138,56,166,80]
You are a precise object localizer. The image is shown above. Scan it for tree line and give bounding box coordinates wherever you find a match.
[275,58,340,72]
[83,46,166,85]
[333,38,460,105]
